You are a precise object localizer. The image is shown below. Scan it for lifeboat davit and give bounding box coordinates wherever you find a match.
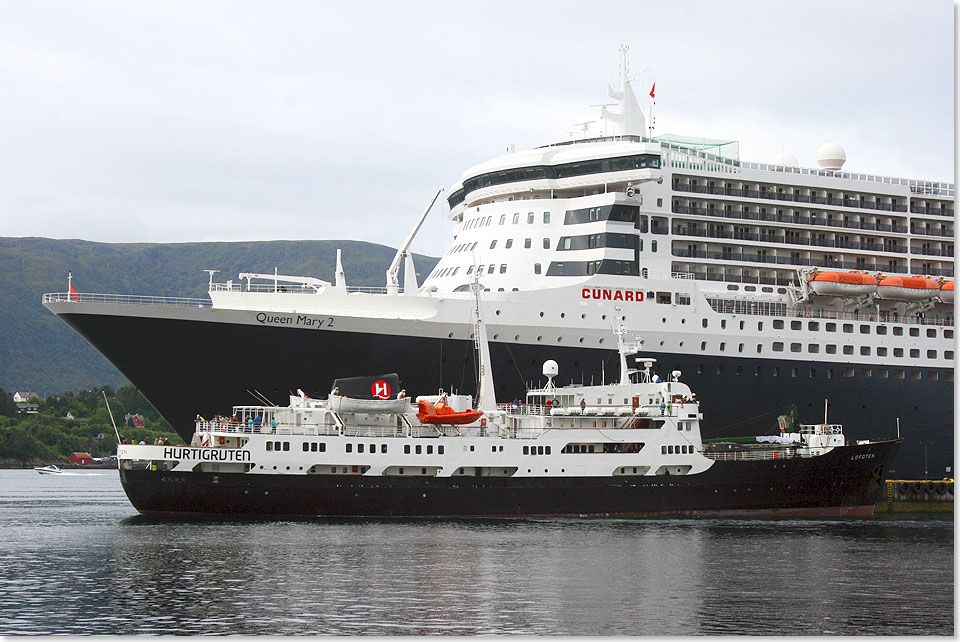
[876,276,941,301]
[808,271,878,297]
[940,280,954,304]
[417,399,483,425]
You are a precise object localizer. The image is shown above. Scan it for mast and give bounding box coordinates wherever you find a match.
[614,308,643,385]
[471,272,496,412]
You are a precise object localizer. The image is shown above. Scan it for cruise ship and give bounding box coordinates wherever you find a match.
[44,47,953,479]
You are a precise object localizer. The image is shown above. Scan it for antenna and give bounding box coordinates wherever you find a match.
[204,269,219,290]
[102,391,121,446]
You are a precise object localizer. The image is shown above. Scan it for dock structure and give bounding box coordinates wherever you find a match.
[876,479,954,513]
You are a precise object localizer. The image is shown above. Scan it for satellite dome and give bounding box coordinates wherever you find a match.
[816,142,846,170]
[542,360,559,378]
[771,151,799,168]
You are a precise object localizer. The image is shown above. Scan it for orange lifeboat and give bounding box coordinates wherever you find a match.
[808,271,878,297]
[417,399,484,425]
[876,276,941,301]
[940,280,954,304]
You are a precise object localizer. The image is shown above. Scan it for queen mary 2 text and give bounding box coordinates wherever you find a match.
[581,288,646,302]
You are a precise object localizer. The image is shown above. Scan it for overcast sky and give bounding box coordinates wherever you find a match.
[0,0,954,259]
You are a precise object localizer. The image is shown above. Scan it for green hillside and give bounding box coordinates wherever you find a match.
[0,237,438,396]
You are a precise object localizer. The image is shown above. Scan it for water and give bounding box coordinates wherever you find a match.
[0,470,952,635]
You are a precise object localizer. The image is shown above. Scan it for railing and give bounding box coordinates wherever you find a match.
[671,227,909,253]
[704,297,954,326]
[672,182,921,212]
[730,164,954,198]
[703,447,798,462]
[499,403,686,419]
[210,283,391,295]
[672,249,912,272]
[43,292,212,308]
[671,204,912,240]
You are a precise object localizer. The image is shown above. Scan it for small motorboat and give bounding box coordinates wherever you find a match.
[417,399,483,425]
[34,465,62,475]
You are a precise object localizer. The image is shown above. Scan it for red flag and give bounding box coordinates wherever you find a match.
[649,82,656,99]
[69,282,78,301]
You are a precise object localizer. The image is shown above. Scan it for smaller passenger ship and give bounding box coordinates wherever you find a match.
[116,296,900,518]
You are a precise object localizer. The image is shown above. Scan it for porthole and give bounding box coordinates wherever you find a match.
[448,332,454,338]
[557,337,563,342]
[601,315,606,320]
[662,317,666,323]
[493,334,499,339]
[514,334,520,340]
[560,312,566,318]
[496,309,501,315]
[579,337,584,343]
[539,311,544,317]
[599,338,605,344]
[537,335,543,341]
[659,341,664,346]
[581,314,586,319]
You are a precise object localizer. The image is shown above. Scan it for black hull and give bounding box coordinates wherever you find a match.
[58,312,951,479]
[120,440,900,518]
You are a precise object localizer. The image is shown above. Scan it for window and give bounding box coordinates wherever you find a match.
[489,240,497,249]
[513,213,519,224]
[302,442,309,452]
[381,444,387,453]
[773,320,784,329]
[404,445,410,454]
[842,324,853,333]
[927,328,937,338]
[652,240,658,252]
[358,443,364,453]
[346,444,352,453]
[927,350,937,359]
[543,237,550,249]
[416,445,422,454]
[524,238,532,249]
[438,445,444,454]
[860,346,871,356]
[427,445,433,454]
[826,323,836,332]
[773,342,784,352]
[543,212,551,224]
[499,214,506,225]
[488,265,495,274]
[527,212,534,224]
[791,321,801,330]
[808,344,819,353]
[791,343,801,352]
[877,347,887,356]
[909,327,919,337]
[859,325,870,334]
[534,263,541,274]
[910,348,920,358]
[843,345,854,355]
[499,264,507,274]
[894,348,903,357]
[893,327,904,336]
[826,344,836,354]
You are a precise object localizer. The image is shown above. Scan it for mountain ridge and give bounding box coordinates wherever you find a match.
[0,236,438,395]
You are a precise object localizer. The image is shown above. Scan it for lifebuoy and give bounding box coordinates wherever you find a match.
[218,436,225,445]
[898,482,910,494]
[926,481,937,494]
[480,417,487,427]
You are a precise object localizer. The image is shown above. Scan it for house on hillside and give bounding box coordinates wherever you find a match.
[69,452,92,465]
[13,391,38,403]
